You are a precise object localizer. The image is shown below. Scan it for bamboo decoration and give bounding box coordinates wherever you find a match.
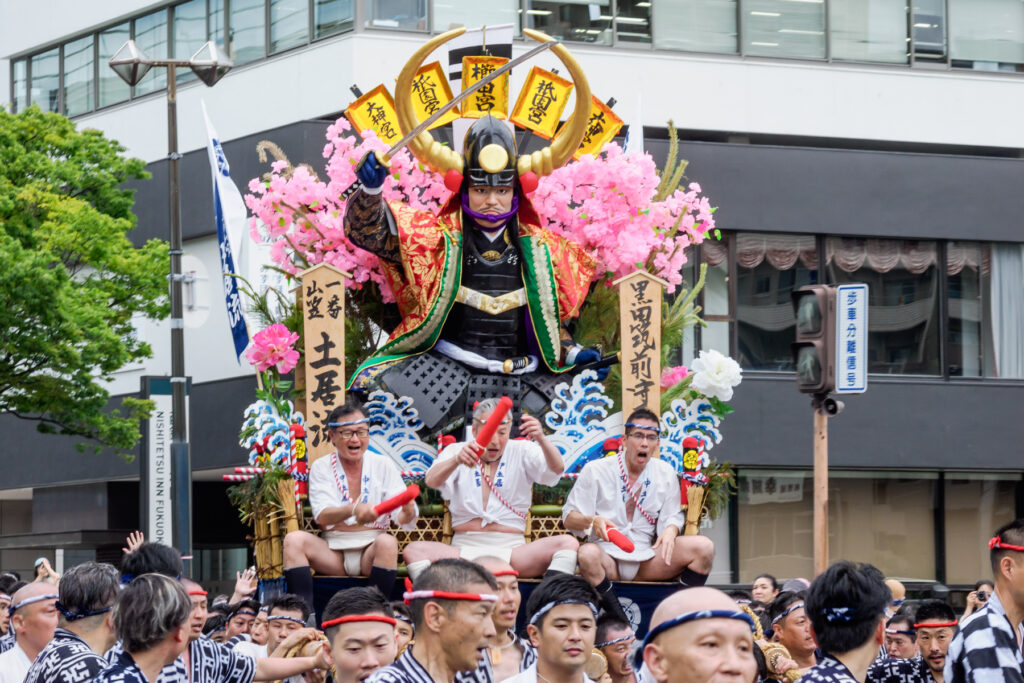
[277,479,300,534]
[684,484,707,535]
[253,510,274,578]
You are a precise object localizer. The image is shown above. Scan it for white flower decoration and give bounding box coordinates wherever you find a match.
[690,349,743,402]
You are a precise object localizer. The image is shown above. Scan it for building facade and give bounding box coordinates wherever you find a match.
[2,0,1022,590]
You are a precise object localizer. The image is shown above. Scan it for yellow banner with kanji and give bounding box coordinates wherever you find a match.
[410,61,459,130]
[344,85,402,146]
[461,56,509,119]
[510,66,574,140]
[558,96,624,160]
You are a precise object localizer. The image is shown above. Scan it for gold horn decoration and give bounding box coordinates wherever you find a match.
[394,28,467,175]
[517,29,592,179]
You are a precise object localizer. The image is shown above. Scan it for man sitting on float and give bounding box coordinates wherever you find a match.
[402,398,579,581]
[342,29,604,438]
[563,408,714,615]
[283,399,418,609]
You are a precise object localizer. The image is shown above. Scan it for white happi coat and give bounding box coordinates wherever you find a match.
[562,453,684,562]
[309,450,419,548]
[436,439,561,531]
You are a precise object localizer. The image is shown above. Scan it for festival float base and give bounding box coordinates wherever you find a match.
[243,371,728,633]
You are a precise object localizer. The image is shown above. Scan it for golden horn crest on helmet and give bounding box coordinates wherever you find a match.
[393,28,592,181]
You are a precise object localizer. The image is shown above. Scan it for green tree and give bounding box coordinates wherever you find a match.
[0,106,168,454]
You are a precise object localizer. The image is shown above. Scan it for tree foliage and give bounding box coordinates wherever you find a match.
[0,106,168,455]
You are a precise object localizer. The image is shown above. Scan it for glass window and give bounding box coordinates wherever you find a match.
[738,470,813,581]
[231,0,267,65]
[945,474,1018,585]
[270,0,309,53]
[63,36,94,117]
[733,233,818,370]
[134,9,169,96]
[911,0,946,61]
[616,0,652,44]
[738,470,937,581]
[314,0,354,37]
[210,0,227,50]
[700,236,732,356]
[652,0,738,54]
[174,0,207,84]
[827,238,941,376]
[433,0,518,33]
[12,59,28,113]
[743,0,826,60]
[526,1,614,45]
[985,243,1024,378]
[99,24,131,108]
[950,0,1024,71]
[830,0,909,64]
[30,48,60,112]
[947,242,985,377]
[366,0,428,31]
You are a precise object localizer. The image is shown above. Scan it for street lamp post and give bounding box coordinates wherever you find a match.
[110,41,232,566]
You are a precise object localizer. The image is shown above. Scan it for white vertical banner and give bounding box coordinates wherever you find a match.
[141,377,188,547]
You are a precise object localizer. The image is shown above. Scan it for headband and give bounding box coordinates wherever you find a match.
[886,627,916,637]
[0,594,10,602]
[9,593,58,616]
[624,422,660,433]
[596,634,635,648]
[771,602,804,626]
[267,615,306,626]
[735,599,752,605]
[989,536,1024,553]
[322,614,398,629]
[821,607,856,623]
[492,570,519,578]
[528,600,599,626]
[635,610,756,667]
[328,418,373,428]
[890,598,904,607]
[55,601,114,621]
[229,609,258,620]
[404,590,498,603]
[394,614,414,625]
[208,624,226,635]
[188,590,208,596]
[914,620,958,629]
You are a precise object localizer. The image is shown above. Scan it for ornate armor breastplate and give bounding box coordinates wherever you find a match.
[439,226,527,360]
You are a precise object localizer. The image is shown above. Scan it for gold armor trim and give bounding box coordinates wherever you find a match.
[455,286,527,315]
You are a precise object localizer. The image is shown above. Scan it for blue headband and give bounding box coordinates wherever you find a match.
[56,601,114,621]
[328,418,372,428]
[635,610,756,667]
[9,593,58,616]
[624,422,660,433]
[821,606,856,623]
[771,601,804,626]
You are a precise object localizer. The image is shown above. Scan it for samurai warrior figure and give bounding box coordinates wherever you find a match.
[343,29,606,436]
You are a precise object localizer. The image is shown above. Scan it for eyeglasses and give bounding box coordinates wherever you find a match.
[628,432,660,443]
[335,428,370,440]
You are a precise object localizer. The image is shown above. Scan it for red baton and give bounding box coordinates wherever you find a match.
[474,396,513,451]
[606,526,635,553]
[373,484,420,516]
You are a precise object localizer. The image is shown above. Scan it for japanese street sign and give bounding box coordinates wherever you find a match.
[835,283,868,394]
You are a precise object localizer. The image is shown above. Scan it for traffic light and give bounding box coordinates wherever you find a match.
[791,285,836,394]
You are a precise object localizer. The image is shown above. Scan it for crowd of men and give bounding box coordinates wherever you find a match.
[0,393,1022,682]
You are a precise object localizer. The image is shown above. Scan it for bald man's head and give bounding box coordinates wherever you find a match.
[644,588,756,683]
[9,581,59,657]
[475,557,521,632]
